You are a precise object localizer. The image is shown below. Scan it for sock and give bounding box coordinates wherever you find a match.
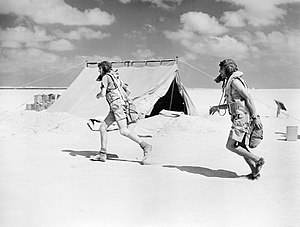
[100,148,107,153]
[140,141,147,148]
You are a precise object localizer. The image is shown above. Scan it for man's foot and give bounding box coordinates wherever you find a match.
[245,173,261,180]
[90,152,107,162]
[253,158,265,178]
[140,142,152,165]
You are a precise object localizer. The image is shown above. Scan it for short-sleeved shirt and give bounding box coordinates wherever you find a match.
[102,73,117,93]
[101,71,127,122]
[102,71,123,105]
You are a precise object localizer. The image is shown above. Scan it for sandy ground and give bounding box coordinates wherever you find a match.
[0,88,300,227]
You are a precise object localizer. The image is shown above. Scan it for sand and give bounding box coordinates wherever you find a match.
[0,88,300,227]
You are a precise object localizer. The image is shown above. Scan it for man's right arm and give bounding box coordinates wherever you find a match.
[209,104,228,115]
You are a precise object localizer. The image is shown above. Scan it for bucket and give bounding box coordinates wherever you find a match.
[286,126,298,141]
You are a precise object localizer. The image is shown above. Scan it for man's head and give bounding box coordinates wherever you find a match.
[214,59,238,83]
[96,61,112,81]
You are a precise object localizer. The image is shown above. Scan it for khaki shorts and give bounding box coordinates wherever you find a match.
[104,99,127,124]
[229,111,249,142]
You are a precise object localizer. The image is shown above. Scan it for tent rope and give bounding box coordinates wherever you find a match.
[0,62,85,117]
[179,58,215,80]
[19,61,85,87]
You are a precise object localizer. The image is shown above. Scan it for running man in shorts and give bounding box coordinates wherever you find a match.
[209,59,265,179]
[90,61,152,165]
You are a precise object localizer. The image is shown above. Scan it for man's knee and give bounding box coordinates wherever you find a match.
[226,139,237,152]
[99,123,107,133]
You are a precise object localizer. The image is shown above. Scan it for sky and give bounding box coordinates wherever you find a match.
[0,0,299,88]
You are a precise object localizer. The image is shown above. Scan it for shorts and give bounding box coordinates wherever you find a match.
[228,111,249,142]
[104,100,127,124]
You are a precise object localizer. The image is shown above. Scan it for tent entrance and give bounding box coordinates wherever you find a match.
[148,79,186,117]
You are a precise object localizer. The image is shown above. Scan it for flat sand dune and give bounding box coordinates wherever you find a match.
[0,89,299,227]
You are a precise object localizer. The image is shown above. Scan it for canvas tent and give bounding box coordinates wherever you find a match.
[48,59,197,119]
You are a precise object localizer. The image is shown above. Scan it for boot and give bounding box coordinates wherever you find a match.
[90,149,107,162]
[253,157,265,178]
[140,141,152,165]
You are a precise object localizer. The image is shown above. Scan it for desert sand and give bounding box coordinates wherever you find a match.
[0,88,300,227]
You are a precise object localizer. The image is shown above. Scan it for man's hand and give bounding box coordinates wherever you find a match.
[252,116,263,129]
[209,106,219,115]
[96,92,103,99]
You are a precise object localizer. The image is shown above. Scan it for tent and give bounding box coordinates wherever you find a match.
[48,59,197,119]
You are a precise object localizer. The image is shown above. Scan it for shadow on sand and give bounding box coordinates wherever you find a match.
[164,165,240,179]
[61,149,142,164]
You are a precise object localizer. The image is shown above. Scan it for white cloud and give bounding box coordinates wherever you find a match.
[169,32,249,59]
[183,52,198,60]
[164,11,248,59]
[219,0,300,27]
[53,27,110,40]
[0,46,86,86]
[142,0,183,10]
[47,39,75,52]
[221,10,247,27]
[253,30,300,63]
[0,26,55,44]
[206,36,249,58]
[124,30,147,41]
[235,29,300,63]
[0,26,75,52]
[1,40,23,48]
[118,0,183,9]
[79,55,122,63]
[0,47,60,74]
[119,0,132,3]
[181,12,227,35]
[144,24,156,33]
[132,48,155,59]
[0,0,115,26]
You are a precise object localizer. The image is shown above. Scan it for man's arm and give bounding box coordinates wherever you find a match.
[209,104,228,115]
[231,79,262,128]
[96,76,108,99]
[231,79,257,117]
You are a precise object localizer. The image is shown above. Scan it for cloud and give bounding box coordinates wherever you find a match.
[124,30,147,41]
[119,0,131,3]
[0,26,75,51]
[142,0,183,10]
[52,27,110,40]
[79,55,122,63]
[253,30,300,63]
[0,46,124,87]
[144,24,156,33]
[0,0,115,26]
[0,46,91,87]
[181,12,227,35]
[47,39,75,52]
[0,26,55,45]
[1,40,23,48]
[164,11,248,59]
[164,6,300,63]
[0,47,60,75]
[165,30,249,59]
[219,0,300,27]
[132,48,155,59]
[118,0,183,9]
